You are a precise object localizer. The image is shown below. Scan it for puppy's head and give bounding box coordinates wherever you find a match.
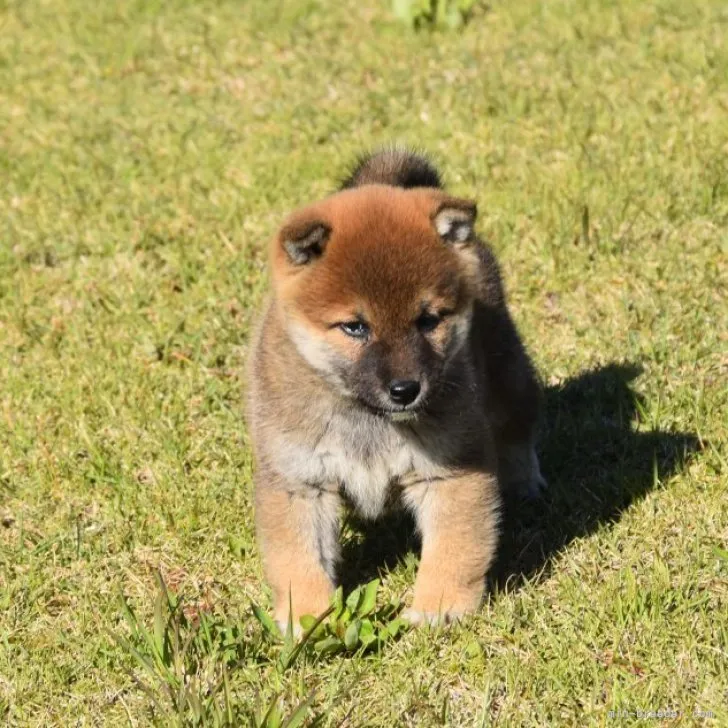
[270,185,480,421]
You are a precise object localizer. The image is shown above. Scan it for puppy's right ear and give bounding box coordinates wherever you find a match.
[279,214,331,265]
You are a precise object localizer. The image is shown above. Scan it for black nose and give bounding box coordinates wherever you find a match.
[388,379,421,406]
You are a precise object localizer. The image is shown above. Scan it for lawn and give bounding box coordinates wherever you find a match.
[1,0,727,724]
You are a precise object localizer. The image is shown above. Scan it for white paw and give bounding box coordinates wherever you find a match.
[401,607,466,627]
[275,617,303,639]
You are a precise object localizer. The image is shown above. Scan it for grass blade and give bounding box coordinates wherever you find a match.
[282,690,316,728]
[251,601,279,639]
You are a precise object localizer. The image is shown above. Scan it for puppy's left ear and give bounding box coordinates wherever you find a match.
[432,197,477,246]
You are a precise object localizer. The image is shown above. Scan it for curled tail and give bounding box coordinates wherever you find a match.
[340,146,443,190]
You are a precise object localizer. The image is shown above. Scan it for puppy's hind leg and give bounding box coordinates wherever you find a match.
[498,439,548,500]
[479,304,547,499]
[254,477,340,635]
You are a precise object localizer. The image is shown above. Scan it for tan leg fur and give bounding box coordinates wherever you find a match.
[255,478,340,633]
[402,471,500,624]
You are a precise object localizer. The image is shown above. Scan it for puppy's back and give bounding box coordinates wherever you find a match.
[340,147,442,190]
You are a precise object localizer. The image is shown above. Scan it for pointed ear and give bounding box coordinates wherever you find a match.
[432,197,477,245]
[279,214,331,265]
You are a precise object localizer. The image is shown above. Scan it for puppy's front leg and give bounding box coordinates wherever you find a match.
[254,474,340,633]
[403,471,500,625]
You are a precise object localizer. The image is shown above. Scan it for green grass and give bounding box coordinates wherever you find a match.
[1,0,727,724]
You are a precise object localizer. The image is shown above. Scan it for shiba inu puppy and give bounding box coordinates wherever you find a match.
[246,148,545,630]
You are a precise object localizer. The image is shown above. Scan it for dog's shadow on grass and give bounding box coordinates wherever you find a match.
[339,362,700,594]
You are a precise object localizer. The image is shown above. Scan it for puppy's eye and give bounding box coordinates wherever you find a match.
[416,312,441,333]
[340,321,370,339]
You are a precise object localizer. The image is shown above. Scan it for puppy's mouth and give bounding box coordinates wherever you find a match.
[357,399,426,423]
